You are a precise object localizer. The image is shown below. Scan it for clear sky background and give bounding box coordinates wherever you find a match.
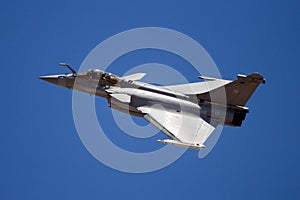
[1,0,299,199]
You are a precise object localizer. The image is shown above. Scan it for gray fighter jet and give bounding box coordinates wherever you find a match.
[40,63,265,150]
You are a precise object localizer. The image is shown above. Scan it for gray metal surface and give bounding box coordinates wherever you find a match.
[40,65,265,149]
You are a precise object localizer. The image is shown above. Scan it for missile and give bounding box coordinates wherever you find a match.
[157,139,205,150]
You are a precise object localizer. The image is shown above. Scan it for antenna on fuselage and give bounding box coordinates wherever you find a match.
[59,63,77,76]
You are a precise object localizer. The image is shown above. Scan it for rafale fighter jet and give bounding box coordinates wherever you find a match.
[40,63,265,150]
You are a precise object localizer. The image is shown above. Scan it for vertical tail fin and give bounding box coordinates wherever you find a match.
[197,73,265,106]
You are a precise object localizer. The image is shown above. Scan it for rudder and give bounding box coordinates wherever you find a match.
[197,73,265,106]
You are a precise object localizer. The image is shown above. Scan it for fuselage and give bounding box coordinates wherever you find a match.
[40,69,248,127]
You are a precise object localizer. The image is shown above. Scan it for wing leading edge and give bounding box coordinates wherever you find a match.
[138,106,216,149]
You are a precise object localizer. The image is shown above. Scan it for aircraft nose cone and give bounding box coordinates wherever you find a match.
[39,75,59,85]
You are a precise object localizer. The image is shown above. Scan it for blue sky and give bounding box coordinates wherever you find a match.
[1,0,299,199]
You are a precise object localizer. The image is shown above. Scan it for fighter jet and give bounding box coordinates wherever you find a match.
[40,63,265,150]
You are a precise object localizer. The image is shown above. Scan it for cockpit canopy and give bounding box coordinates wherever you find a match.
[77,69,120,85]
